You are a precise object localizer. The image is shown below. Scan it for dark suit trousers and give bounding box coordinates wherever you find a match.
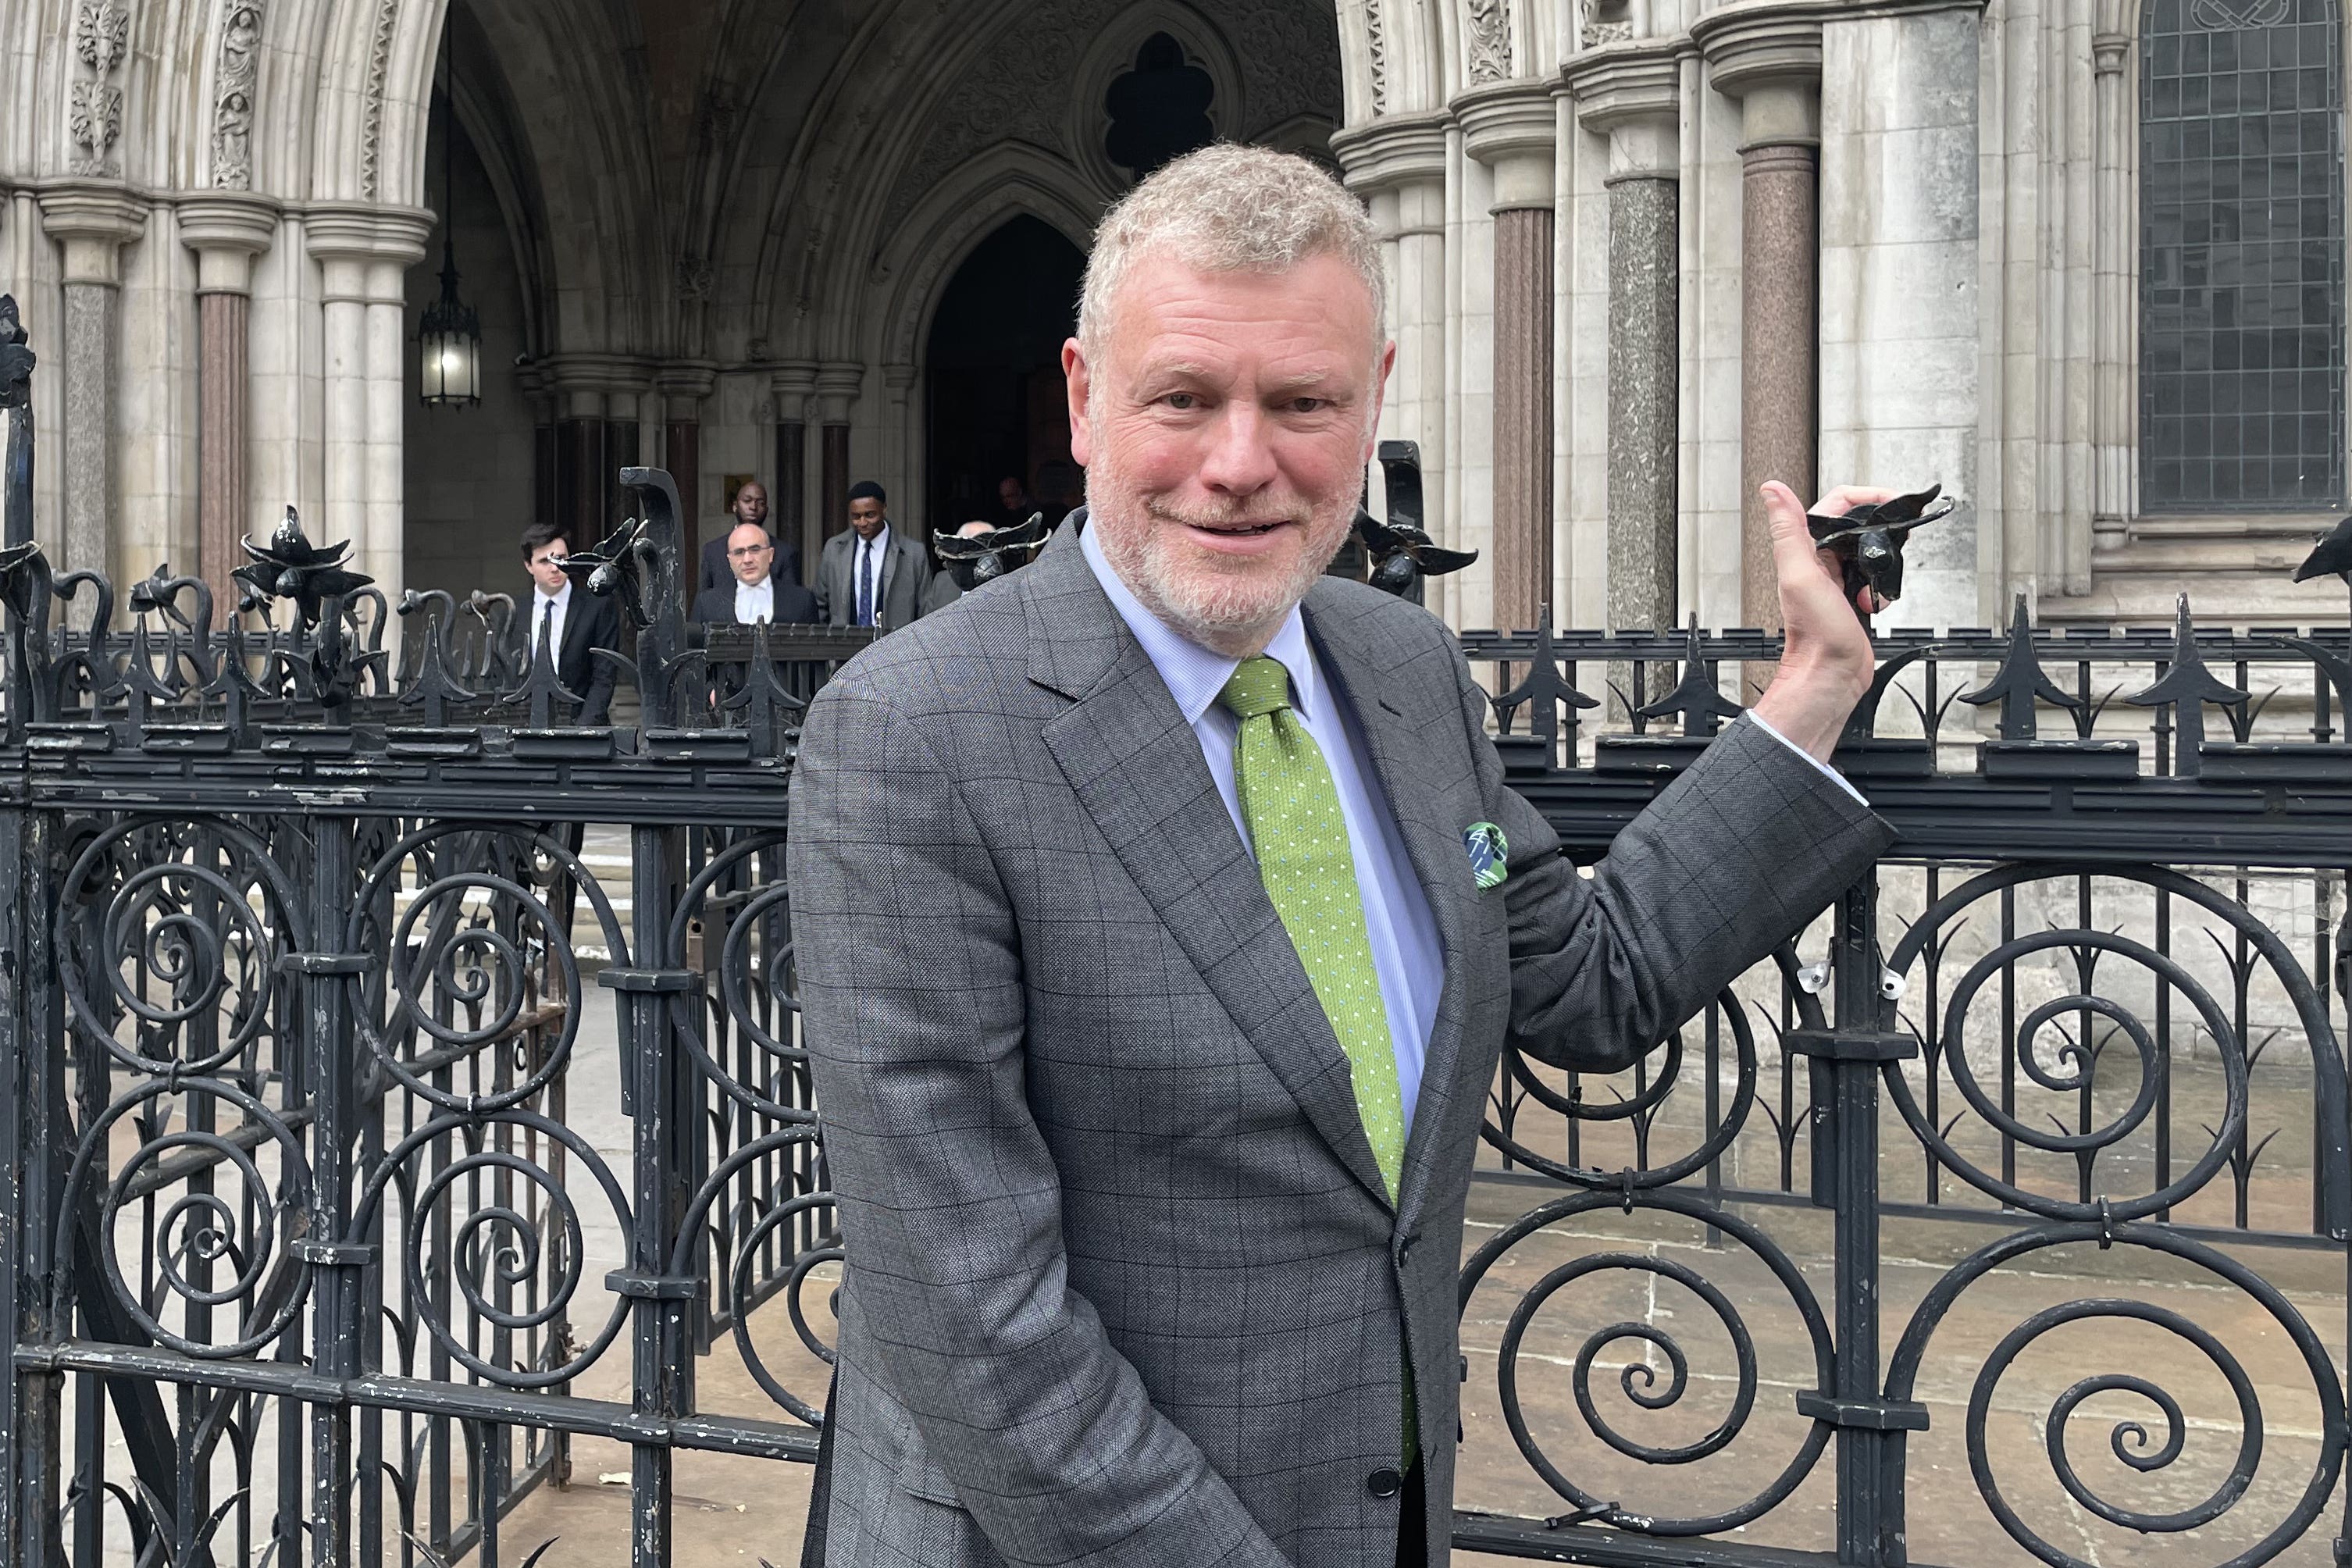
[1396,1466,1427,1568]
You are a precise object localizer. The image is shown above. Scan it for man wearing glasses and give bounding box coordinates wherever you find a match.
[697,479,802,596]
[692,520,820,626]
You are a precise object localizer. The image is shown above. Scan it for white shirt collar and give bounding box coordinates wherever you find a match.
[536,579,572,610]
[857,522,892,556]
[1078,519,1319,728]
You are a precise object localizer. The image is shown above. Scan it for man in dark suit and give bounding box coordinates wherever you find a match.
[813,480,931,630]
[789,146,1895,1568]
[692,520,821,625]
[697,479,802,596]
[512,521,622,725]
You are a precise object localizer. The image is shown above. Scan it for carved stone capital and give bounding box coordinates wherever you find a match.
[178,192,280,294]
[38,183,148,286]
[770,359,821,422]
[1691,2,1823,148]
[304,202,433,304]
[542,352,659,412]
[1563,44,1686,181]
[1332,110,1449,197]
[815,362,864,425]
[1455,80,1560,211]
[2092,31,2131,71]
[654,359,718,421]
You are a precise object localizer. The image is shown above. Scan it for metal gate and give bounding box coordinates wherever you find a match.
[1,294,2348,1566]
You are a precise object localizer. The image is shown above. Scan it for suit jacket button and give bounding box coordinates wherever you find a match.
[1367,1467,1403,1499]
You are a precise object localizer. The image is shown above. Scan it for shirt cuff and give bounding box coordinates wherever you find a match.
[1744,710,1870,808]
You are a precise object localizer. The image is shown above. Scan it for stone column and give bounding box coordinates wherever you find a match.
[655,362,715,575]
[882,362,918,533]
[1335,112,1453,611]
[815,362,863,547]
[1695,14,1823,633]
[306,205,430,611]
[772,360,818,568]
[1459,84,1562,633]
[1566,50,1684,636]
[180,194,280,614]
[37,184,148,576]
[2090,30,2133,553]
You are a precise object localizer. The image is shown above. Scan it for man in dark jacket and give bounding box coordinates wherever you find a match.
[697,479,802,595]
[692,520,821,626]
[511,521,622,725]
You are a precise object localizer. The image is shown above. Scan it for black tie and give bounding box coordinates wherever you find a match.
[536,598,554,663]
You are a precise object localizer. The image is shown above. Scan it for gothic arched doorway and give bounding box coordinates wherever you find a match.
[924,215,1089,537]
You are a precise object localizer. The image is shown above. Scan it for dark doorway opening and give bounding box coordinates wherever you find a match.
[925,216,1089,544]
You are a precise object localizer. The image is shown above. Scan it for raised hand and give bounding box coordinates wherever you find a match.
[1748,481,1897,761]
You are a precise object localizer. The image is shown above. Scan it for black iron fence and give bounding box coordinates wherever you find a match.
[0,295,2348,1565]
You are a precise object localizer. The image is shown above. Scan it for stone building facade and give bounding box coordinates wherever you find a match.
[0,0,2343,636]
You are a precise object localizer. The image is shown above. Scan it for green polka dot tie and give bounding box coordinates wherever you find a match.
[1220,656,1416,1467]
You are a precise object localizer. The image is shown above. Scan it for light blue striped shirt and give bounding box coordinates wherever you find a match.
[1082,526,1445,1131]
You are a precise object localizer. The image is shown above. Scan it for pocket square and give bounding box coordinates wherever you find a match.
[1464,821,1509,890]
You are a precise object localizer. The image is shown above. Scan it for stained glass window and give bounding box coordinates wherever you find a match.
[2140,0,2347,511]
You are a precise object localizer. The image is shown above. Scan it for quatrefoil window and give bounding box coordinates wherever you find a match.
[1103,33,1215,182]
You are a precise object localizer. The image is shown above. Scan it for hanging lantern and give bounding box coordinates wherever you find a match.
[417,41,481,410]
[418,244,481,408]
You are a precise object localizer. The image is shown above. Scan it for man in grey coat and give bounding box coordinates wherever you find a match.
[788,146,1898,1568]
[814,480,932,630]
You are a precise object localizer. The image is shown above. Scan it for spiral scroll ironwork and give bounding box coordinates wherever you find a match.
[1887,1222,2347,1568]
[57,818,301,1078]
[666,832,810,1123]
[1459,1188,1836,1535]
[57,1076,313,1358]
[674,1128,836,1425]
[350,1108,634,1389]
[349,823,629,1114]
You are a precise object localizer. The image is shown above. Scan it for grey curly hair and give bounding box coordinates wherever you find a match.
[1076,144,1387,364]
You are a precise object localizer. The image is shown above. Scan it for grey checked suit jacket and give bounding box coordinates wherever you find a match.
[787,529,1894,1567]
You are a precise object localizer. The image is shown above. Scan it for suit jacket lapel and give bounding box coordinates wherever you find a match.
[1303,589,1475,1225]
[1023,547,1395,1208]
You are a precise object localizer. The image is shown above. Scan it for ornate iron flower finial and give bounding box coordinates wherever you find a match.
[1352,508,1477,598]
[554,515,651,627]
[233,505,372,626]
[1805,483,1958,613]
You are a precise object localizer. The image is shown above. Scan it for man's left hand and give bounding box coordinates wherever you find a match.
[1748,481,1896,761]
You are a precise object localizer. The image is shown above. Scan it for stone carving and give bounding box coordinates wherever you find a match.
[359,0,397,199]
[70,1,130,174]
[211,2,264,190]
[76,0,129,71]
[1580,0,1634,48]
[875,0,1342,244]
[1466,0,1511,82]
[676,254,715,301]
[1365,0,1387,113]
[69,83,123,170]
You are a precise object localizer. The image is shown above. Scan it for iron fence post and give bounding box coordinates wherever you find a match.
[12,803,60,1568]
[302,813,360,1566]
[1791,872,1926,1566]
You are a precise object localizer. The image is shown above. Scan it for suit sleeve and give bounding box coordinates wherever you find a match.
[812,547,832,623]
[576,597,621,726]
[1455,661,1897,1073]
[788,679,1295,1568]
